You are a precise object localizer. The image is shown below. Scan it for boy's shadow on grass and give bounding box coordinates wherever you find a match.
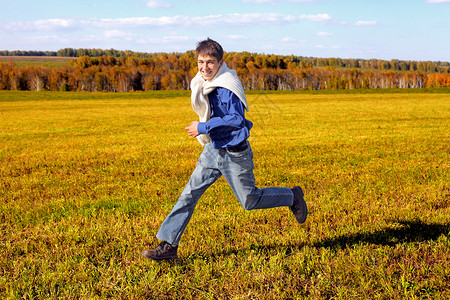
[176,220,449,263]
[310,220,449,250]
[191,220,449,260]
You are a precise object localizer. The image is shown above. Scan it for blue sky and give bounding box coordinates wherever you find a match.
[1,0,449,61]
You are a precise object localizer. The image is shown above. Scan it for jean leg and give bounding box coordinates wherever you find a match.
[221,144,294,210]
[156,147,221,246]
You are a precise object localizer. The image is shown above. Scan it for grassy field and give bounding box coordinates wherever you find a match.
[0,90,449,299]
[0,56,73,67]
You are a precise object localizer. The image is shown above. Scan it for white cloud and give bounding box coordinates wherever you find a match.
[79,35,101,42]
[146,0,172,9]
[104,30,129,39]
[160,35,191,43]
[281,37,296,42]
[232,13,297,25]
[97,13,297,28]
[243,0,316,3]
[354,20,377,26]
[137,35,191,45]
[340,20,378,26]
[3,18,79,31]
[299,14,332,22]
[1,13,334,34]
[426,0,450,3]
[97,16,185,27]
[2,13,372,37]
[242,0,276,3]
[34,19,75,29]
[27,35,71,43]
[227,35,248,40]
[317,31,333,36]
[135,35,194,51]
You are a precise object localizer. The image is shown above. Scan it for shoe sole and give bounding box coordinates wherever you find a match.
[292,186,307,224]
[141,251,178,261]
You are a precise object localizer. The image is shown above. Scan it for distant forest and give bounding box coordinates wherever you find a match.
[1,48,449,92]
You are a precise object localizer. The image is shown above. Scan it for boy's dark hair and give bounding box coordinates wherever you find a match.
[195,38,224,61]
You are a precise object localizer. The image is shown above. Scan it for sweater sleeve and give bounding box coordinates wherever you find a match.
[197,88,245,135]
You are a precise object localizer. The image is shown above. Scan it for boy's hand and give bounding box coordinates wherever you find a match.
[185,121,200,138]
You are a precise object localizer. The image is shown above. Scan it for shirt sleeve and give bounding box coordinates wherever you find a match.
[197,88,246,135]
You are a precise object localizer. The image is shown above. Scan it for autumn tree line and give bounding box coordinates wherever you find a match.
[1,49,449,92]
[2,48,450,73]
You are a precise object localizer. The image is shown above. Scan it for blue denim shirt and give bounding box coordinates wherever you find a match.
[197,87,253,149]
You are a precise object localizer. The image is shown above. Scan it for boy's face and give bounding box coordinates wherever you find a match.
[197,54,223,81]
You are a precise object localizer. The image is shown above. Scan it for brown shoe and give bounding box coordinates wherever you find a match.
[142,241,178,261]
[290,186,307,224]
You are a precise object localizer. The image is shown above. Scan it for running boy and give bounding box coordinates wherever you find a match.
[142,38,307,261]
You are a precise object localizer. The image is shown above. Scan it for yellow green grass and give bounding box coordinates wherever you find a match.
[0,56,73,68]
[0,90,449,299]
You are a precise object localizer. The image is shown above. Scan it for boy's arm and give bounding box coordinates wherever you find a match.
[197,89,245,135]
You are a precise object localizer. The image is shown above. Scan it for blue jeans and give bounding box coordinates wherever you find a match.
[156,141,294,246]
